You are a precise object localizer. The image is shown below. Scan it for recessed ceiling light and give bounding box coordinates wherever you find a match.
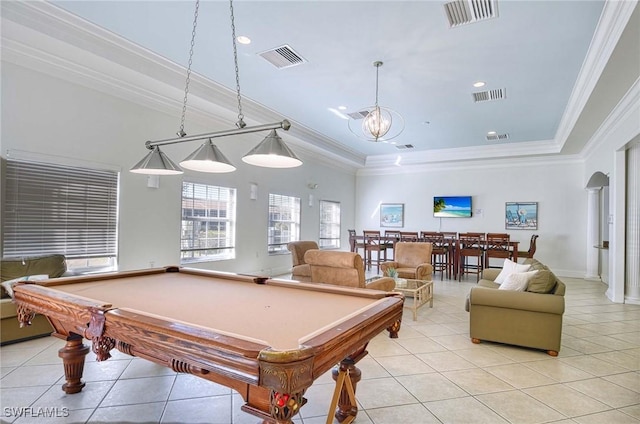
[237,35,251,45]
[473,81,486,88]
[338,106,347,110]
[487,131,497,135]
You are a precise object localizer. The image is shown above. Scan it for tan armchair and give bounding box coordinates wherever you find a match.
[287,241,319,282]
[304,250,395,291]
[380,242,433,281]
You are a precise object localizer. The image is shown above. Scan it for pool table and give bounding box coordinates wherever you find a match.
[12,267,403,423]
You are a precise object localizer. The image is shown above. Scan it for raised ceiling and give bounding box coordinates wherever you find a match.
[9,1,633,168]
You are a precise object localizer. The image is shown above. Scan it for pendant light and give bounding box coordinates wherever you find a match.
[130,0,301,175]
[348,61,404,142]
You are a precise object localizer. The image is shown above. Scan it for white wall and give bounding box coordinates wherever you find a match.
[356,160,587,277]
[1,62,356,276]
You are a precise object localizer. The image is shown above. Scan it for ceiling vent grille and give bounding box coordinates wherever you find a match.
[258,44,307,69]
[395,144,415,150]
[347,110,370,120]
[486,133,509,141]
[472,88,506,103]
[444,0,499,28]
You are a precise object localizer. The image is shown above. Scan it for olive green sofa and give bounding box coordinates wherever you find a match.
[465,258,565,356]
[1,254,69,345]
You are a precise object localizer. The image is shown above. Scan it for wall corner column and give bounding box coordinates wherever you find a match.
[585,187,601,280]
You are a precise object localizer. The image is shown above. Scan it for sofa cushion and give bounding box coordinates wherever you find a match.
[524,258,547,271]
[499,270,538,291]
[1,274,49,298]
[1,255,67,282]
[495,259,531,284]
[525,269,558,294]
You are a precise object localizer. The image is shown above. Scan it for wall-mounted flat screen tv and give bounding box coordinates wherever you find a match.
[434,196,472,218]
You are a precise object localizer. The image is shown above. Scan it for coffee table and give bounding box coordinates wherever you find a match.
[393,278,434,320]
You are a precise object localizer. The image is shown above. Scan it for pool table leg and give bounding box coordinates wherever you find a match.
[58,334,90,394]
[331,359,361,423]
[387,319,401,338]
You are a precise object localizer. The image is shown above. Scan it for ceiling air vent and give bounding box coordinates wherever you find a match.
[472,88,506,103]
[444,0,499,28]
[347,110,370,120]
[258,44,307,69]
[486,133,509,141]
[395,144,415,150]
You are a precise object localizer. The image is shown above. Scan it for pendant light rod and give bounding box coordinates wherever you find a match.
[144,119,291,150]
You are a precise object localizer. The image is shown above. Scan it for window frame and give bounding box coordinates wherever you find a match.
[2,156,119,273]
[180,181,237,263]
[319,200,341,249]
[267,193,301,255]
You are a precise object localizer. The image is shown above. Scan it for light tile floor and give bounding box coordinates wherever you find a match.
[1,277,639,423]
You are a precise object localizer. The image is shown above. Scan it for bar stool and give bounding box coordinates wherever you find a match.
[441,232,458,279]
[420,231,448,280]
[484,233,512,268]
[458,233,484,282]
[363,230,387,272]
[348,229,365,256]
[400,231,419,241]
[383,230,401,260]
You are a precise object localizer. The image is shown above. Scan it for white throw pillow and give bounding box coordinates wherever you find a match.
[499,270,538,291]
[494,258,531,284]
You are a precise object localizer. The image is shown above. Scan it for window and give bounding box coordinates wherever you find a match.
[181,182,236,262]
[268,193,300,254]
[3,158,119,272]
[319,200,341,249]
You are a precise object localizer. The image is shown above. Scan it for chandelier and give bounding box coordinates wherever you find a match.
[348,61,404,142]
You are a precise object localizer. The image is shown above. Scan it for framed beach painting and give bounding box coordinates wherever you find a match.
[380,203,404,228]
[505,202,538,230]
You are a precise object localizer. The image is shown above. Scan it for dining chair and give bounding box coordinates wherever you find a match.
[517,234,539,260]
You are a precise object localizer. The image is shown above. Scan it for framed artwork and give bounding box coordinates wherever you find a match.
[380,203,404,228]
[505,202,538,230]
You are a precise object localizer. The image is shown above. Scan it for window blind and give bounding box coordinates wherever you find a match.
[268,193,300,254]
[319,200,341,249]
[181,182,236,262]
[3,159,119,259]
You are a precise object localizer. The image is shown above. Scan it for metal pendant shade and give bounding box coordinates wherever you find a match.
[242,130,302,168]
[180,139,236,173]
[130,146,184,175]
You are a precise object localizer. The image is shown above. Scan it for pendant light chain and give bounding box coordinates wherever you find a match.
[177,0,200,138]
[229,0,246,128]
[373,61,382,108]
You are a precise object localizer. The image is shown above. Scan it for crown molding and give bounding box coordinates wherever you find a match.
[553,0,638,149]
[357,152,584,177]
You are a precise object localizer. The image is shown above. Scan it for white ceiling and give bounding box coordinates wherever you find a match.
[33,1,616,165]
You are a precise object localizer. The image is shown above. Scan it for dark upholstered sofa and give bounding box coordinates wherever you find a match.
[1,254,69,344]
